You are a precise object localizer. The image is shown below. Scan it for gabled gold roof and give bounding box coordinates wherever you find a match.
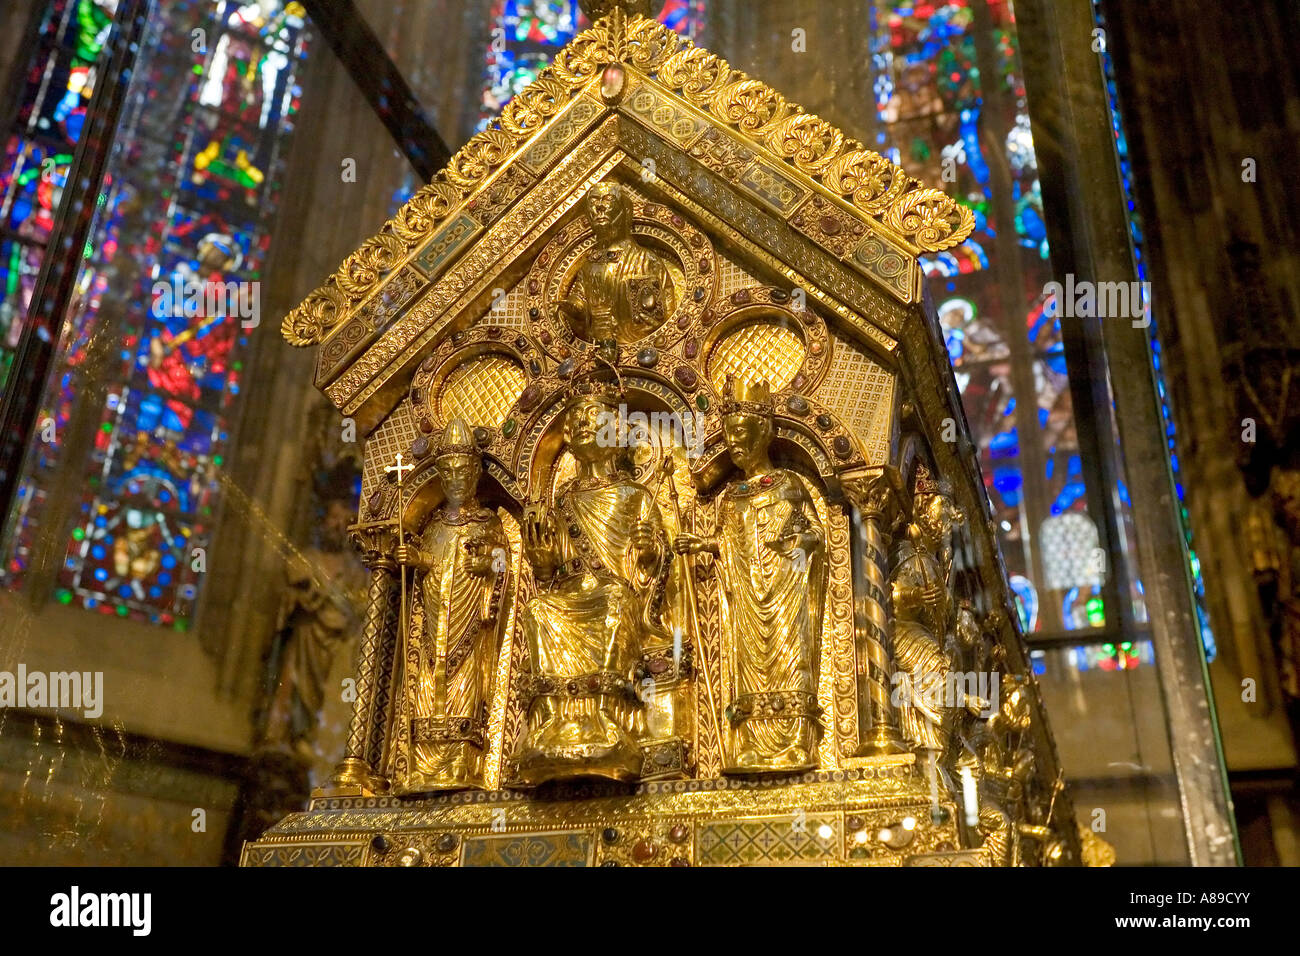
[282,10,973,363]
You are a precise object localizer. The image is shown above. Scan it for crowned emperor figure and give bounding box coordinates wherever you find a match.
[388,417,510,793]
[674,377,828,773]
[512,368,670,784]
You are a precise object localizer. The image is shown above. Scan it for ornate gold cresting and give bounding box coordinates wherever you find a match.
[253,7,1081,868]
[279,11,972,352]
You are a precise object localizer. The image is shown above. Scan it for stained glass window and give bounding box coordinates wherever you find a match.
[871,0,1099,634]
[0,0,118,398]
[1,0,311,629]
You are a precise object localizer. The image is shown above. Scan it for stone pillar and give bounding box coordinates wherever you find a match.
[844,470,907,756]
[319,522,398,796]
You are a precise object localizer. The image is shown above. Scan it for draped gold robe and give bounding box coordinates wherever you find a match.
[893,621,954,753]
[514,476,668,784]
[389,508,507,794]
[715,470,826,772]
[570,239,674,343]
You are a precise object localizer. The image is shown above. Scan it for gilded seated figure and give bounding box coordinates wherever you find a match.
[512,373,670,784]
[389,418,509,793]
[674,377,827,773]
[890,527,957,755]
[557,181,675,347]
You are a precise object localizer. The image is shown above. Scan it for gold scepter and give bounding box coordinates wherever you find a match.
[661,457,723,760]
[385,452,416,657]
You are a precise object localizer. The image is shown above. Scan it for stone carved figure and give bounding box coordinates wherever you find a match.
[512,372,671,784]
[674,377,827,773]
[389,418,509,793]
[557,181,675,347]
[262,498,364,765]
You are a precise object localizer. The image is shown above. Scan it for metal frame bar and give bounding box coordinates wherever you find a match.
[1017,0,1240,866]
[299,0,452,180]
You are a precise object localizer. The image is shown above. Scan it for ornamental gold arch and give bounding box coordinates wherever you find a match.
[373,361,871,536]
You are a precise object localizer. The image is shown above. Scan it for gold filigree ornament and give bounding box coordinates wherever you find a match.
[528,196,715,352]
[281,10,973,350]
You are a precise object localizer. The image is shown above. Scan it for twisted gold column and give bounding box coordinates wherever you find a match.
[318,522,398,796]
[845,472,907,756]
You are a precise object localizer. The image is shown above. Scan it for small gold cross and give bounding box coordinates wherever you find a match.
[385,452,415,486]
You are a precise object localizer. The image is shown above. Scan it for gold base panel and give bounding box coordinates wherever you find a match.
[242,755,989,867]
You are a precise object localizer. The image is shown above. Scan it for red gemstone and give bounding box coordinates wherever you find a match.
[601,64,626,101]
[632,840,657,863]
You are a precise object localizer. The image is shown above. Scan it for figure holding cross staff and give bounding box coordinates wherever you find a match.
[385,418,510,793]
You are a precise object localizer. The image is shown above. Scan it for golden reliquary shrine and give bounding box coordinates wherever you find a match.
[242,2,1103,868]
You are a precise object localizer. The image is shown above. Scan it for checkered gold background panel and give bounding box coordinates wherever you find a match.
[817,333,895,466]
[438,355,527,428]
[715,255,761,300]
[492,272,532,331]
[708,322,806,392]
[363,402,418,496]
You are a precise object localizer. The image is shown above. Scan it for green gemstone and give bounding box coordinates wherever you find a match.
[502,419,517,437]
[695,394,709,412]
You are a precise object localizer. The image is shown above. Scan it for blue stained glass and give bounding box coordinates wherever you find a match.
[1042,347,1068,375]
[993,465,1023,501]
[1052,480,1087,513]
[990,429,1018,459]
